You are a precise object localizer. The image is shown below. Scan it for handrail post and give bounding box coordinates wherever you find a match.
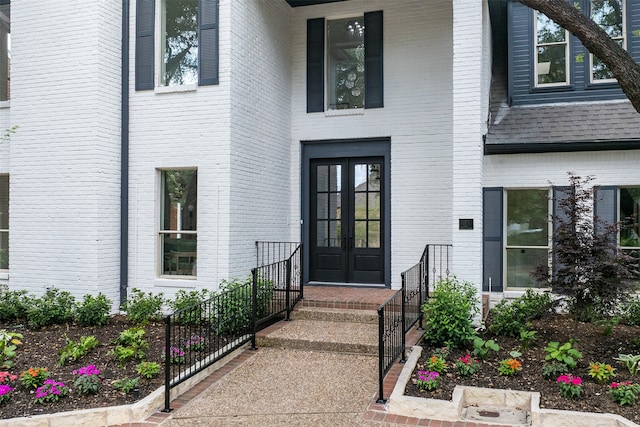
[285,257,292,320]
[418,256,424,330]
[251,268,258,350]
[377,305,385,403]
[162,315,173,412]
[401,275,407,363]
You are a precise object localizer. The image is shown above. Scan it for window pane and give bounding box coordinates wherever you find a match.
[316,220,328,247]
[355,220,366,248]
[506,248,548,288]
[591,0,623,38]
[0,4,9,101]
[592,39,622,81]
[0,175,7,230]
[354,193,366,220]
[368,221,380,248]
[317,193,328,220]
[162,170,197,231]
[506,189,549,246]
[368,193,380,220]
[537,13,565,43]
[0,231,7,270]
[620,188,640,248]
[329,220,341,247]
[162,233,197,275]
[162,0,198,86]
[537,45,567,85]
[327,17,365,110]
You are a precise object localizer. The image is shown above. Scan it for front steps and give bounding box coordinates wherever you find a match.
[256,305,380,356]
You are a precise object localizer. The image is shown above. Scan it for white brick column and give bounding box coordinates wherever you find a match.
[452,0,486,293]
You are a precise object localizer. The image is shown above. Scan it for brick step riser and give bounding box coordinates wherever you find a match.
[256,336,378,356]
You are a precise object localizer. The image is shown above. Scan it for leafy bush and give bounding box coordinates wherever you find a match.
[0,330,23,369]
[422,276,480,348]
[621,296,640,326]
[472,337,500,359]
[545,340,583,369]
[136,361,161,379]
[541,361,570,380]
[75,294,112,326]
[112,327,148,365]
[489,289,555,337]
[112,376,139,394]
[58,335,100,366]
[213,276,274,336]
[0,285,30,323]
[121,288,165,324]
[26,288,76,328]
[168,289,211,325]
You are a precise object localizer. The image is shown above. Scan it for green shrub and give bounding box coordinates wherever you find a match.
[544,340,583,369]
[213,276,273,336]
[112,376,140,394]
[121,288,165,324]
[168,289,211,325]
[58,335,100,366]
[489,289,555,337]
[472,337,500,359]
[621,296,640,326]
[112,327,148,365]
[26,288,76,328]
[76,293,112,326]
[0,285,30,323]
[136,361,161,379]
[422,276,479,348]
[541,361,569,380]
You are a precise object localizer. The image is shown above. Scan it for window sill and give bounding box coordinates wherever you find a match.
[325,108,364,117]
[154,84,197,94]
[155,276,197,288]
[0,271,8,280]
[0,100,9,109]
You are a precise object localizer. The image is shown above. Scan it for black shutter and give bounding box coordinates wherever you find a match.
[594,186,617,243]
[135,0,155,90]
[364,10,383,109]
[199,0,219,86]
[307,18,325,113]
[483,188,503,292]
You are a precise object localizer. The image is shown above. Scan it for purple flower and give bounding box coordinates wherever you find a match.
[73,365,101,377]
[0,384,14,395]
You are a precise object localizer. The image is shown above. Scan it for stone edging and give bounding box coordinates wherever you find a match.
[0,345,248,427]
[388,346,639,427]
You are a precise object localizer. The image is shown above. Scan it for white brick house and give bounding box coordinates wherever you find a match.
[0,0,637,308]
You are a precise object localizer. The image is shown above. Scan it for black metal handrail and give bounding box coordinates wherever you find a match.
[162,242,302,412]
[376,244,452,403]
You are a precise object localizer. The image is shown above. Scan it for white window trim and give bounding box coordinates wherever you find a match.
[503,188,552,290]
[589,0,626,84]
[533,11,570,88]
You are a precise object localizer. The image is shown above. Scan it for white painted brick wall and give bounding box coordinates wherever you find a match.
[290,0,455,289]
[6,1,122,304]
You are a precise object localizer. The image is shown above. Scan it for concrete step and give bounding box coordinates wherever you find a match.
[257,319,378,356]
[290,306,378,324]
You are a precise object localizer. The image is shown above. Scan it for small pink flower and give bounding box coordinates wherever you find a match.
[571,377,582,386]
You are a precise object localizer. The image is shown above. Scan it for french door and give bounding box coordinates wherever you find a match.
[309,157,384,284]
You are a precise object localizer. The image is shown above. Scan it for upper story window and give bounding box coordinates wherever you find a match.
[306,11,383,113]
[161,0,198,86]
[590,0,626,83]
[0,175,8,270]
[0,1,9,102]
[327,17,365,110]
[505,189,551,288]
[534,11,569,87]
[160,169,197,277]
[135,0,218,90]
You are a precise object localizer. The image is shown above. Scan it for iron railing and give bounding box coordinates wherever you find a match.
[162,242,301,411]
[376,244,452,403]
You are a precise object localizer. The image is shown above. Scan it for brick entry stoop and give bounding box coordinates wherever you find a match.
[256,285,396,355]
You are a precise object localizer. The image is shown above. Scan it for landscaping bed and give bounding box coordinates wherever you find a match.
[405,313,640,424]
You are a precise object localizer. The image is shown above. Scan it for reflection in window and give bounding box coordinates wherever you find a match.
[591,0,625,82]
[327,17,365,110]
[506,189,550,288]
[0,175,8,270]
[0,2,9,101]
[354,164,380,249]
[620,188,640,248]
[534,11,569,86]
[161,0,198,86]
[160,170,197,276]
[316,164,341,247]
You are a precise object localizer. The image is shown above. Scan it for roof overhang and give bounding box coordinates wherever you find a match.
[286,0,349,7]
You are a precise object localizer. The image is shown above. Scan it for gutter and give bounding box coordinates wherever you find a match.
[120,0,130,306]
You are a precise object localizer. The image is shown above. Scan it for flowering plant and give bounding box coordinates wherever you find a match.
[0,384,14,404]
[498,358,522,376]
[609,382,640,406]
[0,371,17,384]
[34,379,68,404]
[427,355,447,374]
[415,370,440,391]
[167,346,185,364]
[72,365,102,395]
[588,362,615,383]
[455,354,480,377]
[184,335,205,351]
[19,367,50,388]
[557,374,583,399]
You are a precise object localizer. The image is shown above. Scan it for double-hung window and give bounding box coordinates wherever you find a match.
[136,0,218,90]
[620,187,640,263]
[307,11,383,113]
[160,169,197,277]
[534,11,569,87]
[0,1,9,102]
[505,189,551,288]
[590,0,626,83]
[0,175,8,270]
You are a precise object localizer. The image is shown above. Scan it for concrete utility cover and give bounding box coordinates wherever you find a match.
[463,405,530,426]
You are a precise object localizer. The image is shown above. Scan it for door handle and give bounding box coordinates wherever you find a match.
[350,236,354,250]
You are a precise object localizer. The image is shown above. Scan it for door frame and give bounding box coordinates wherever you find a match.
[301,137,391,287]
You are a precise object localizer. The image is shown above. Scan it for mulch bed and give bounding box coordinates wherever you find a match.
[405,314,640,424]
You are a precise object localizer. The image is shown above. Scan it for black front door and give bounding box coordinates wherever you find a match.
[309,157,384,284]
